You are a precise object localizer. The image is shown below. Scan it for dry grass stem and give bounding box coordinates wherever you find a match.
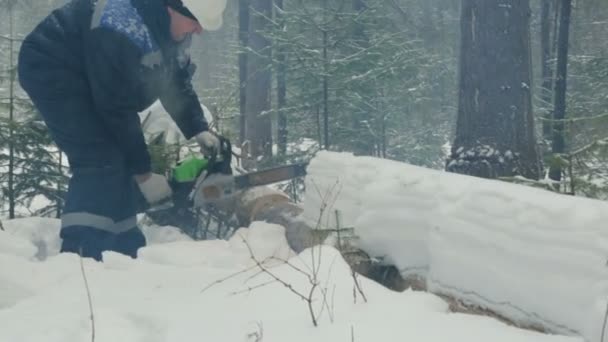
[78,253,95,342]
[200,263,262,293]
[601,299,608,342]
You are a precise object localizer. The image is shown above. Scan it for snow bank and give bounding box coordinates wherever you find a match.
[0,218,581,342]
[301,151,608,342]
[2,217,62,260]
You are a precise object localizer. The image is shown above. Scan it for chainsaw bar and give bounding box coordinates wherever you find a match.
[235,162,308,189]
[193,162,308,207]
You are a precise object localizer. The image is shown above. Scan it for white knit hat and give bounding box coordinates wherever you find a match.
[181,0,227,31]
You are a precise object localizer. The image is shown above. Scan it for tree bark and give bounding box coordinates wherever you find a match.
[322,28,329,150]
[239,0,250,146]
[540,0,555,140]
[245,0,273,160]
[446,0,541,180]
[56,151,63,218]
[276,0,287,157]
[8,2,15,219]
[235,187,321,253]
[548,0,572,182]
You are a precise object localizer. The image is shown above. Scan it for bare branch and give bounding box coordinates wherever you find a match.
[246,322,264,342]
[230,280,277,296]
[200,263,261,293]
[270,256,314,283]
[352,271,368,304]
[333,210,367,304]
[306,280,318,327]
[79,253,95,342]
[601,299,607,342]
[317,284,336,324]
[238,232,310,303]
[568,136,608,157]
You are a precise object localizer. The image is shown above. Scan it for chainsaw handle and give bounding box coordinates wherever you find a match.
[206,135,233,176]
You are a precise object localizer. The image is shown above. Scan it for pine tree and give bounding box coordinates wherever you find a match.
[0,0,68,218]
[267,0,440,162]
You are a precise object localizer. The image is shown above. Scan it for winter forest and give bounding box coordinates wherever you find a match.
[0,0,607,216]
[1,1,608,342]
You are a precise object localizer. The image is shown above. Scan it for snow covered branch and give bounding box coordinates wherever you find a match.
[567,136,608,157]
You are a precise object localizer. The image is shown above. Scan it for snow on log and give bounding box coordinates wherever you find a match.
[300,151,608,342]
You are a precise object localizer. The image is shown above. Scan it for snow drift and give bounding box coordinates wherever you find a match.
[301,151,608,342]
[0,150,604,342]
[0,219,580,342]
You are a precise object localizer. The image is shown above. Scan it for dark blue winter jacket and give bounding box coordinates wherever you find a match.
[19,0,209,175]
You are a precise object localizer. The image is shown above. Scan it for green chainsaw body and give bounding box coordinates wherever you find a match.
[145,138,307,239]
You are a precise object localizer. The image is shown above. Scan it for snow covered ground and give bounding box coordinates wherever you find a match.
[301,151,608,342]
[0,150,604,342]
[0,217,582,342]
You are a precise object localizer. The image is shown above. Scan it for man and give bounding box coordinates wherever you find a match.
[18,0,227,261]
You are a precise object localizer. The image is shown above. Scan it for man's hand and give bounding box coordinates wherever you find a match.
[135,173,173,204]
[195,131,221,158]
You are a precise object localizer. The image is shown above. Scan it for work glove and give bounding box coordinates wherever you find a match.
[195,131,221,158]
[136,173,173,205]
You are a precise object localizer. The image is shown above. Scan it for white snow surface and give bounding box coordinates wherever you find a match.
[0,151,603,342]
[300,151,608,342]
[0,218,579,342]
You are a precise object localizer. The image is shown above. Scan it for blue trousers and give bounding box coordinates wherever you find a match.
[19,45,147,261]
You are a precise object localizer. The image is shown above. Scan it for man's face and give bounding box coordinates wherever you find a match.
[168,7,203,42]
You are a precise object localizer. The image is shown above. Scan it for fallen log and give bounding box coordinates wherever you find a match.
[233,186,327,253]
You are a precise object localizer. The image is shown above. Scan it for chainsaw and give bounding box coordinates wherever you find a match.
[144,137,308,239]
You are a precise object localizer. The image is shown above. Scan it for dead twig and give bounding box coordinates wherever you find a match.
[200,263,263,293]
[317,284,336,324]
[230,280,277,296]
[78,253,95,342]
[246,322,264,342]
[269,256,314,283]
[238,232,321,327]
[334,210,367,304]
[601,299,608,342]
[238,233,311,304]
[207,181,353,328]
[352,271,368,304]
[307,280,319,327]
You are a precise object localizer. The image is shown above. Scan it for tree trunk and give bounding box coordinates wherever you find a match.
[8,3,15,219]
[351,0,375,156]
[276,0,287,157]
[322,28,329,150]
[239,0,250,146]
[245,0,273,160]
[352,0,367,37]
[56,151,64,218]
[446,0,541,180]
[548,0,572,182]
[316,104,322,147]
[379,87,387,158]
[540,0,555,140]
